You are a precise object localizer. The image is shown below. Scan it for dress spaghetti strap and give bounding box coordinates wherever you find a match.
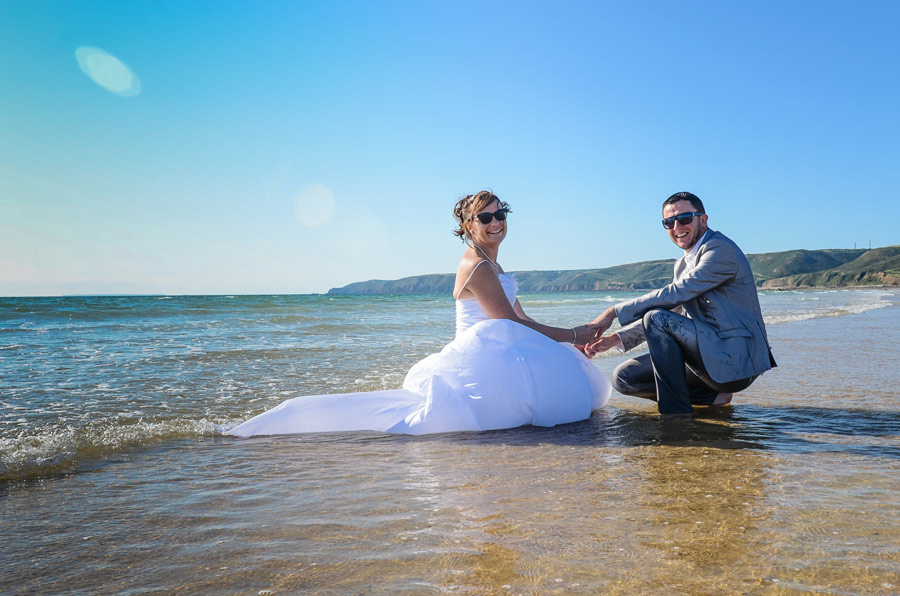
[454,260,494,299]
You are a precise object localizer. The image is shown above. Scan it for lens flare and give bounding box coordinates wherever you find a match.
[293,184,335,227]
[75,47,141,97]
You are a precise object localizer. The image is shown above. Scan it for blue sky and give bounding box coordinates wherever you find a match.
[2,0,897,296]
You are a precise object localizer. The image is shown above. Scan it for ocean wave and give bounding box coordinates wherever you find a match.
[520,294,625,307]
[764,290,893,325]
[0,417,230,484]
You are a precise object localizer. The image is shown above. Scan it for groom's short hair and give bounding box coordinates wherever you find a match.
[663,191,705,214]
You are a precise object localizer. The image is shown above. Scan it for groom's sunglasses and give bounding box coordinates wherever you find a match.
[473,208,510,224]
[662,212,704,229]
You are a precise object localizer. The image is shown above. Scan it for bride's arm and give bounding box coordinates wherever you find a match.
[512,300,536,323]
[465,264,597,344]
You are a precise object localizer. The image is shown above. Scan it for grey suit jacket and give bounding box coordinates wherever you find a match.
[615,229,776,384]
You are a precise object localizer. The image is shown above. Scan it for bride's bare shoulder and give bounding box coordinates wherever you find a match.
[453,249,490,298]
[456,250,483,275]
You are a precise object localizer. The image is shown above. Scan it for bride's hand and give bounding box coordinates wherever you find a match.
[572,323,603,346]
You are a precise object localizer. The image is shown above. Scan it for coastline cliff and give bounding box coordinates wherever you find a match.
[328,246,900,295]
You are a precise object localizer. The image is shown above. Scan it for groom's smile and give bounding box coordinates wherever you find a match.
[663,200,708,251]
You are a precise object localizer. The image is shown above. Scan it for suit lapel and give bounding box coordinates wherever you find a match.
[674,256,689,282]
[685,229,715,275]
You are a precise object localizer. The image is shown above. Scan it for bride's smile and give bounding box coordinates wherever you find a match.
[469,201,508,249]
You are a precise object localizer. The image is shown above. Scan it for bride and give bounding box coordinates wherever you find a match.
[230,190,611,436]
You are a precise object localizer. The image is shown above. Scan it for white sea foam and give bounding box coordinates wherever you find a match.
[521,294,622,307]
[0,417,225,482]
[762,289,894,325]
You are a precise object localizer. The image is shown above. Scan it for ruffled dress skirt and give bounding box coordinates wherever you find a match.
[229,319,611,437]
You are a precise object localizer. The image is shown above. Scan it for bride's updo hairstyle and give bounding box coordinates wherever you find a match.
[452,190,512,242]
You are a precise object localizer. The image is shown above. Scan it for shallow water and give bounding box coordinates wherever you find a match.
[2,289,899,594]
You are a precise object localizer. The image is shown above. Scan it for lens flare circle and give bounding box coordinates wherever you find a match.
[294,184,335,227]
[75,47,141,97]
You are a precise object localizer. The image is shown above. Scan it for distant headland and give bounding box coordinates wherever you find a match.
[328,246,900,295]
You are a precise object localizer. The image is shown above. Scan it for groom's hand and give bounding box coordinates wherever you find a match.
[590,306,617,338]
[584,333,623,358]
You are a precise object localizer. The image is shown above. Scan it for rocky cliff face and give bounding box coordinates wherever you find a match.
[761,246,900,288]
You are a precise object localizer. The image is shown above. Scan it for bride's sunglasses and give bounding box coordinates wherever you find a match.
[662,212,704,229]
[473,208,510,225]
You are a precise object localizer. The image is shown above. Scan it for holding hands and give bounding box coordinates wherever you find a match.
[580,306,622,358]
[572,323,604,345]
[590,306,617,335]
[584,333,622,358]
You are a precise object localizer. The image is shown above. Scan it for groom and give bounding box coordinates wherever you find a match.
[586,192,776,416]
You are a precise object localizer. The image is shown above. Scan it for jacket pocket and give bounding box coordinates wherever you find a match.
[716,327,752,339]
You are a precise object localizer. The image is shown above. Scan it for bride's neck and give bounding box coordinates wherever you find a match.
[472,242,499,265]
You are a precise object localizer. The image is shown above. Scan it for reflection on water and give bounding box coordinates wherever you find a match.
[2,293,900,594]
[2,402,900,594]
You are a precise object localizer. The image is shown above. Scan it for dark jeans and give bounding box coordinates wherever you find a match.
[612,309,756,415]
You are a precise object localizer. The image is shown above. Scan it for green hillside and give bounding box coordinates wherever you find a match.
[760,245,900,288]
[746,249,866,282]
[328,246,900,295]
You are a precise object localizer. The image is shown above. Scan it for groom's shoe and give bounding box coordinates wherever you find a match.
[712,392,733,406]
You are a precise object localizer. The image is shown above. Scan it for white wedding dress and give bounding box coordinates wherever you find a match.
[229,273,611,436]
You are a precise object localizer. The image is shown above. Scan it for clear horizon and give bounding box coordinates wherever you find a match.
[4,243,893,299]
[3,1,898,297]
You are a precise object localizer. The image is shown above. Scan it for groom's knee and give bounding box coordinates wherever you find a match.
[612,359,642,395]
[612,367,631,395]
[642,309,666,333]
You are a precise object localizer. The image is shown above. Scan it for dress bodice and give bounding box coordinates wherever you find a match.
[455,272,518,337]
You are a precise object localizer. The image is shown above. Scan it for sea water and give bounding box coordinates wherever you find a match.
[1,289,899,594]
